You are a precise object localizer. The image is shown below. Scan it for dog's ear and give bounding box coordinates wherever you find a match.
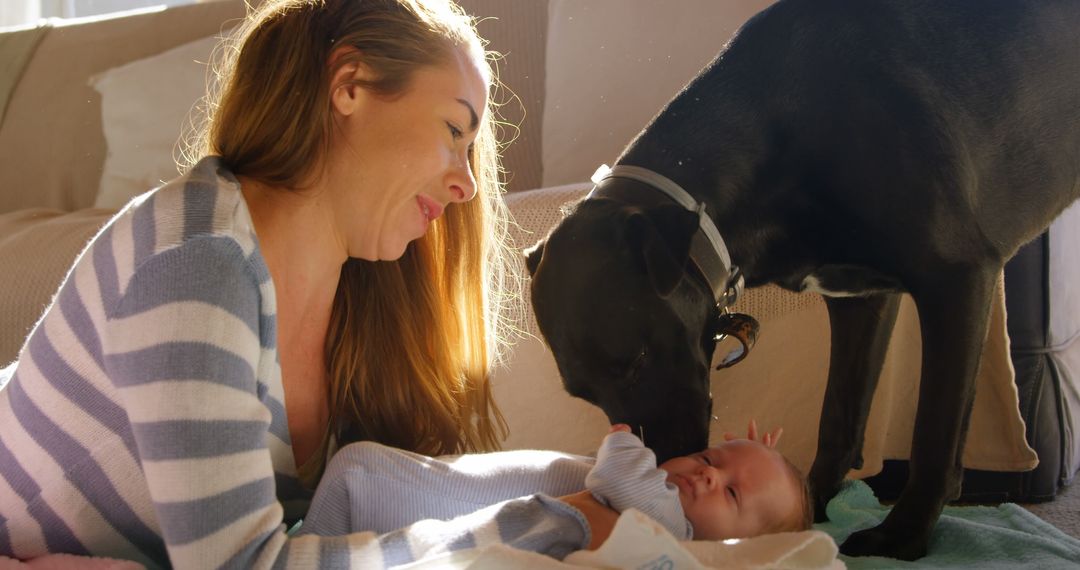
[627,205,698,296]
[524,240,546,276]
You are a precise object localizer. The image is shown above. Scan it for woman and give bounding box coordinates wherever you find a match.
[0,0,617,567]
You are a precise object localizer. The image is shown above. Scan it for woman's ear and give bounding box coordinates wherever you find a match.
[329,47,369,117]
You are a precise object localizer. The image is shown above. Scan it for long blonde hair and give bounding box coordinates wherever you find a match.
[186,0,516,456]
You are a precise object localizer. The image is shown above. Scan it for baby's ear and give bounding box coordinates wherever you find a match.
[524,240,546,276]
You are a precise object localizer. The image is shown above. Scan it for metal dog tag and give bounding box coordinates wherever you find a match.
[713,312,760,369]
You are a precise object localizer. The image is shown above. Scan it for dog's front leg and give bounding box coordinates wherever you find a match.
[808,293,900,522]
[841,267,997,560]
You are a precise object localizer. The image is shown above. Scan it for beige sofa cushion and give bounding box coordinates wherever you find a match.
[0,208,115,365]
[0,24,47,126]
[0,0,247,214]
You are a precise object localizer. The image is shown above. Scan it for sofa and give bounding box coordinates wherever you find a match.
[1,0,1076,509]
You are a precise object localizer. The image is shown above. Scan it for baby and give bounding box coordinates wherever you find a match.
[299,420,812,545]
[589,422,812,540]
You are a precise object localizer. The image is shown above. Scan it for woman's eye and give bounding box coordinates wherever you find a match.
[699,454,712,466]
[447,122,463,140]
[727,487,737,501]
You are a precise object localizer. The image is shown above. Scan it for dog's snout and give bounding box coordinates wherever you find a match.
[639,419,710,464]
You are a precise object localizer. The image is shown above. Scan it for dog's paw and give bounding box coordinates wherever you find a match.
[840,525,928,561]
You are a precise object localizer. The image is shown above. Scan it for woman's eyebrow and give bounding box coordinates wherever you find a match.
[456,98,479,132]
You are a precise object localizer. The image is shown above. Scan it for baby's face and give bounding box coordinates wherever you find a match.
[658,439,800,540]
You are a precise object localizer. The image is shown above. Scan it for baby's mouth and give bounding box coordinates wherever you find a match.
[674,474,696,498]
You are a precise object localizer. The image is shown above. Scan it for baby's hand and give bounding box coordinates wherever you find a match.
[723,418,783,448]
[609,423,632,434]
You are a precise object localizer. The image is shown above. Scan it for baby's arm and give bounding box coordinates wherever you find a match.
[584,427,692,540]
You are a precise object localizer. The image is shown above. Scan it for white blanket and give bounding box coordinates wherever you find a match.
[399,509,844,570]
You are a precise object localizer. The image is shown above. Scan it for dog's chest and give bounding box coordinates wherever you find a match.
[801,275,864,298]
[797,264,905,298]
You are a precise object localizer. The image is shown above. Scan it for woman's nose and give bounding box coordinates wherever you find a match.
[448,154,478,203]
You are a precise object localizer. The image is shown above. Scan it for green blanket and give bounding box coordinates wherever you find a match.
[815,480,1080,569]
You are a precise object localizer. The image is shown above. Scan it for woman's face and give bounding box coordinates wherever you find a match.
[328,47,488,261]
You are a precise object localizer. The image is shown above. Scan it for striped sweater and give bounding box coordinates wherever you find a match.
[0,157,588,568]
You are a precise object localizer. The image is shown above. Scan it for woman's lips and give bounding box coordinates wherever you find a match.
[417,195,444,222]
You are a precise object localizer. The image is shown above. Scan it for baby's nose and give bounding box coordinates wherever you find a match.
[699,465,722,488]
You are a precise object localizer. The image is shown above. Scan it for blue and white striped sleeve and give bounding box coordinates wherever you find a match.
[102,235,305,568]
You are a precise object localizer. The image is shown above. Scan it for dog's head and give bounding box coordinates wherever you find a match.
[526,198,718,462]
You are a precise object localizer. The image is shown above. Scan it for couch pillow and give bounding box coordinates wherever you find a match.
[90,34,222,209]
[0,0,247,214]
[541,0,776,187]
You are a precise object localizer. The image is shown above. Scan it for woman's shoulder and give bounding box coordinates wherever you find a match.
[78,156,269,308]
[139,156,255,248]
[104,156,262,269]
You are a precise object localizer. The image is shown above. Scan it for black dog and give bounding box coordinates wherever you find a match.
[525,0,1080,560]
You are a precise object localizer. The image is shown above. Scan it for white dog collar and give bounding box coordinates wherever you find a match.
[588,164,744,307]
